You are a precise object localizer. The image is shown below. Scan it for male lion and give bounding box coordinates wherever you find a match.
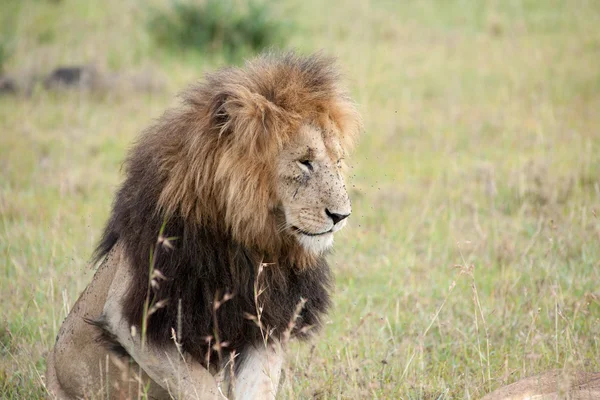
[45,52,361,399]
[482,370,600,400]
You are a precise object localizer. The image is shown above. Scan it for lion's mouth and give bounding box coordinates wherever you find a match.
[291,226,332,237]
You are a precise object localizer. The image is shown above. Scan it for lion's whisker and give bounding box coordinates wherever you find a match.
[276,221,293,234]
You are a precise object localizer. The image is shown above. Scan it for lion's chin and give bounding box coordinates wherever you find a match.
[295,232,334,255]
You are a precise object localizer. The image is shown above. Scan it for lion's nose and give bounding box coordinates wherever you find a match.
[325,209,350,225]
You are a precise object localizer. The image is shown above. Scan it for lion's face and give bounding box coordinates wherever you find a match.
[276,123,351,255]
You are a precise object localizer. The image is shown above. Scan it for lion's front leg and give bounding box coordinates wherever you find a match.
[229,341,283,400]
[103,255,220,400]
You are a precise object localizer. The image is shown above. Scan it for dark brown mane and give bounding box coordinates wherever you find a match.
[92,52,360,367]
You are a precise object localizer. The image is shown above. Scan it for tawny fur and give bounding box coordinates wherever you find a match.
[482,370,600,400]
[46,52,361,399]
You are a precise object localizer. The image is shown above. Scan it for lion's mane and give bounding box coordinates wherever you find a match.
[93,52,361,366]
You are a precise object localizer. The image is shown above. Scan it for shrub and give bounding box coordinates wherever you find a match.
[148,0,287,59]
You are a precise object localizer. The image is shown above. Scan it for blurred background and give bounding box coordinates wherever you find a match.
[1,0,599,398]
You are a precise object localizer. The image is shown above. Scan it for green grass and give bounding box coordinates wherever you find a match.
[148,0,288,61]
[1,0,600,398]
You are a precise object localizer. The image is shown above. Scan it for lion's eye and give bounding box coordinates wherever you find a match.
[297,159,313,172]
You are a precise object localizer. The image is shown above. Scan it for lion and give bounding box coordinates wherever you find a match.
[45,52,361,399]
[482,370,600,399]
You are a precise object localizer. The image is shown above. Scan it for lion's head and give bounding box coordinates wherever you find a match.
[132,52,360,266]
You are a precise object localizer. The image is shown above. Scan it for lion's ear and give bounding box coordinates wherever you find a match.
[211,87,289,157]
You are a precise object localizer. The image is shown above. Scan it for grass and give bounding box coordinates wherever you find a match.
[1,0,600,398]
[148,0,288,61]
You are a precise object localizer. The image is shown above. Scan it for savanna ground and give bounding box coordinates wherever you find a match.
[1,0,600,398]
